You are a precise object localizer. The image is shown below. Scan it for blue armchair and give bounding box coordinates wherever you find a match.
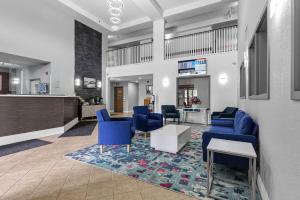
[133,106,163,137]
[96,109,135,153]
[202,110,258,170]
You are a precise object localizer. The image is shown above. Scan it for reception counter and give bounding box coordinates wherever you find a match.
[0,95,79,145]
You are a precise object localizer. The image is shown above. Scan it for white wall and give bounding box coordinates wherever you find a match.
[238,1,300,200]
[107,52,238,113]
[0,0,108,97]
[138,79,153,105]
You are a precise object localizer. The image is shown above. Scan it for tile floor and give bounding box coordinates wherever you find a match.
[0,124,199,200]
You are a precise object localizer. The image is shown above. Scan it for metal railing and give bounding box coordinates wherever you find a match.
[107,42,153,67]
[165,26,238,60]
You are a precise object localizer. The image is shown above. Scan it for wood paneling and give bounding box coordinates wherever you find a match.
[0,97,78,137]
[0,72,9,94]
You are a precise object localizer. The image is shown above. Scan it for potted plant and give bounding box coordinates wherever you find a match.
[191,96,202,108]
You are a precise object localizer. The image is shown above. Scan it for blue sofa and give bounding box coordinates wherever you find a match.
[202,110,258,170]
[96,109,135,153]
[133,106,163,135]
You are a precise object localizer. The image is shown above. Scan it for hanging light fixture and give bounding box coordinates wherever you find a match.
[107,0,124,32]
[107,0,124,9]
[110,17,121,24]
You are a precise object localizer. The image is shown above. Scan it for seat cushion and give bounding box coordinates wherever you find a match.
[165,113,180,118]
[148,119,162,127]
[234,115,254,135]
[207,126,235,135]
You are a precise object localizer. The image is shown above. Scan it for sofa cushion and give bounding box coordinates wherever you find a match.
[148,119,162,127]
[101,109,111,121]
[233,110,245,129]
[211,119,234,127]
[234,115,254,135]
[224,107,237,114]
[134,106,149,116]
[207,126,235,135]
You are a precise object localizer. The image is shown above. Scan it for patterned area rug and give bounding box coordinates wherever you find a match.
[66,124,261,200]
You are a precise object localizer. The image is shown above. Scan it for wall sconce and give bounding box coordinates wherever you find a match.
[162,77,170,88]
[97,80,102,88]
[74,78,81,87]
[270,0,283,18]
[218,73,228,85]
[12,77,20,85]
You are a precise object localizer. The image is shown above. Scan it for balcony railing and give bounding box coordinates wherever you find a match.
[165,26,238,60]
[107,42,153,67]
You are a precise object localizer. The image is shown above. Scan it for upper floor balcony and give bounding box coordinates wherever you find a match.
[107,25,237,67]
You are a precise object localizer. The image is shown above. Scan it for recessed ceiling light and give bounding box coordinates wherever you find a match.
[109,7,122,17]
[110,17,121,24]
[111,26,119,31]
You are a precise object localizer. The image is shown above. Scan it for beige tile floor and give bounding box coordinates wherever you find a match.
[0,124,199,200]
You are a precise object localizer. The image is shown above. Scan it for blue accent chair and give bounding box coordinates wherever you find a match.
[96,109,135,153]
[211,107,238,120]
[161,105,180,124]
[133,106,163,136]
[202,110,258,170]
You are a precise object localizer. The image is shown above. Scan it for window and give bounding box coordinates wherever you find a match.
[248,8,269,99]
[240,62,246,99]
[292,0,300,100]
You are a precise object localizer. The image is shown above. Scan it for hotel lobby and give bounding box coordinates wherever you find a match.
[0,0,299,200]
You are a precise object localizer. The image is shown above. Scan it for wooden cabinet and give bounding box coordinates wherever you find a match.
[81,104,106,119]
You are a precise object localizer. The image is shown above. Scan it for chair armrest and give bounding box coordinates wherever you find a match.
[175,109,180,114]
[99,121,132,144]
[133,114,148,128]
[219,113,235,118]
[202,131,257,150]
[149,113,163,121]
[211,112,222,116]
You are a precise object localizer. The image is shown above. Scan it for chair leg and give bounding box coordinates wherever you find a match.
[127,144,131,153]
[100,145,103,154]
[165,118,167,125]
[178,118,180,124]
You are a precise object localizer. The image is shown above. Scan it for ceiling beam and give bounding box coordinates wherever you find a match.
[130,0,163,20]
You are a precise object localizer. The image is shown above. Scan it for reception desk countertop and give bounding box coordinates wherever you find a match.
[0,94,77,98]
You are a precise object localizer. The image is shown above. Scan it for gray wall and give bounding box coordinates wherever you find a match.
[75,21,102,100]
[238,1,300,199]
[128,82,138,111]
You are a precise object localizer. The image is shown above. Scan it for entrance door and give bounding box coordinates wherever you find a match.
[0,72,9,94]
[114,87,123,112]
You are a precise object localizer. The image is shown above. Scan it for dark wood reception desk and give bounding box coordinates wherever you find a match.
[0,95,79,145]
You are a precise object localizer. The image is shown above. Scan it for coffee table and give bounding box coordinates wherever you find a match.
[150,125,191,154]
[207,138,257,200]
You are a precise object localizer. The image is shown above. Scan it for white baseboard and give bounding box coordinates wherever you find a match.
[0,118,78,146]
[257,173,270,200]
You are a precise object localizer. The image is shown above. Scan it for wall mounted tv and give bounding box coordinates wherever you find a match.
[178,58,207,76]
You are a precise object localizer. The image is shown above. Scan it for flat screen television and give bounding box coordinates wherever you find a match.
[178,58,207,76]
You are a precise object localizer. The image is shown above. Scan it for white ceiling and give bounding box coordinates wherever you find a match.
[156,0,201,10]
[68,0,145,28]
[57,0,238,34]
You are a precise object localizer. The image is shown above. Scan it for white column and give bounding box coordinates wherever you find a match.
[153,19,165,62]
